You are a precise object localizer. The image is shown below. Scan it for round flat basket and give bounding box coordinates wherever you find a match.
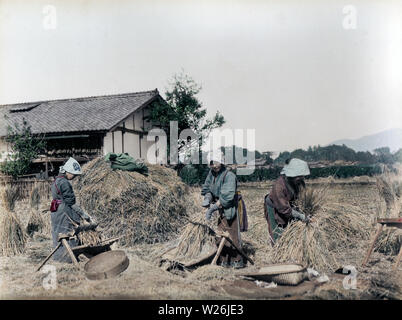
[239,263,308,286]
[84,250,129,280]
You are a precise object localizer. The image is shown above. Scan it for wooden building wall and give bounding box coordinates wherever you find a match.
[102,106,155,160]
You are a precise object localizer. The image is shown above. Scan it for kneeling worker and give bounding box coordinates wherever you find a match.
[201,150,244,269]
[264,158,310,245]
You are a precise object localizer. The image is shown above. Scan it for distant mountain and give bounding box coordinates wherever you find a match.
[330,128,402,153]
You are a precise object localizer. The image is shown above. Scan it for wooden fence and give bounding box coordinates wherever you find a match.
[0,178,52,200]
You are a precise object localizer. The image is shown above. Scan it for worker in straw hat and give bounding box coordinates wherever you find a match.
[50,157,93,262]
[201,150,244,269]
[264,158,311,245]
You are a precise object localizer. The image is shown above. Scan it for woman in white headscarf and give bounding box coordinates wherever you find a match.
[264,158,311,245]
[50,157,92,262]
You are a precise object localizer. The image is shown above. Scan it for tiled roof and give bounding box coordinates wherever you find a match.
[0,90,159,136]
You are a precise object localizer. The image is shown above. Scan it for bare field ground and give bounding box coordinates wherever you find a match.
[0,179,401,300]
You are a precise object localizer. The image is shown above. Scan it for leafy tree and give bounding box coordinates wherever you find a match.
[147,73,225,148]
[0,119,46,178]
[274,151,291,164]
[394,148,402,163]
[261,151,274,164]
[373,147,394,164]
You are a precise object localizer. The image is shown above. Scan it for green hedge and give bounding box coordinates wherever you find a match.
[179,164,383,185]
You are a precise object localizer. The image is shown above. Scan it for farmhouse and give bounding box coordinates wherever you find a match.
[0,89,166,177]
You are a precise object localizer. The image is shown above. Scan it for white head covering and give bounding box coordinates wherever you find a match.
[281,158,310,177]
[59,157,82,175]
[207,150,225,164]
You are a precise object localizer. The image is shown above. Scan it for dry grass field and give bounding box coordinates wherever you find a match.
[0,177,401,300]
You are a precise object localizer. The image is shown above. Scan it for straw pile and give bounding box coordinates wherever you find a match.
[77,229,103,246]
[74,157,196,246]
[0,185,28,256]
[272,185,370,272]
[376,176,395,215]
[375,228,402,255]
[162,215,218,264]
[374,173,402,256]
[26,185,51,237]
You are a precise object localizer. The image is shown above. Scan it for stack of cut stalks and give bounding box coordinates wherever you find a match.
[159,215,218,265]
[271,184,370,272]
[0,185,27,256]
[26,184,51,237]
[74,157,197,246]
[374,174,402,255]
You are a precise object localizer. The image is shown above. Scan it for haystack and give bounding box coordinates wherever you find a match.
[271,185,370,272]
[74,157,196,246]
[0,185,27,256]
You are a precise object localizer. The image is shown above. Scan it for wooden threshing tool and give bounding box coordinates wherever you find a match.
[362,218,402,271]
[36,222,119,272]
[211,231,254,266]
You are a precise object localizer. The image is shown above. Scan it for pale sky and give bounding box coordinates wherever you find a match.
[0,0,401,152]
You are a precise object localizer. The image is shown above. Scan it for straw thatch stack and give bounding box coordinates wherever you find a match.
[0,185,28,256]
[74,157,197,246]
[272,185,370,272]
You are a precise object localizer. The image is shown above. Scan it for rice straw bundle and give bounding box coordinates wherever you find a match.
[272,185,370,272]
[0,186,27,256]
[295,184,329,217]
[272,220,338,272]
[77,229,103,246]
[168,215,217,262]
[1,184,20,212]
[376,176,395,215]
[30,184,41,210]
[375,228,402,256]
[26,209,51,237]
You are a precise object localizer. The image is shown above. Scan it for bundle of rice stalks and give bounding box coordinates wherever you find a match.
[376,176,395,215]
[272,185,370,272]
[167,215,217,263]
[367,271,402,300]
[30,185,41,210]
[74,157,197,246]
[77,229,103,246]
[294,185,329,217]
[0,186,28,256]
[26,209,51,237]
[0,184,21,212]
[375,228,402,256]
[272,220,338,272]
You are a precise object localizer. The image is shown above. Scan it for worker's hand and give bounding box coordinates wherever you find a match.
[205,203,219,221]
[291,209,306,222]
[202,193,213,208]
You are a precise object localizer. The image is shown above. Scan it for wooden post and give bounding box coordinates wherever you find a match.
[362,224,384,267]
[45,160,49,179]
[61,238,80,269]
[36,242,61,272]
[212,237,226,265]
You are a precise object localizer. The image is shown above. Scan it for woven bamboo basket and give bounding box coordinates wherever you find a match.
[238,263,308,286]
